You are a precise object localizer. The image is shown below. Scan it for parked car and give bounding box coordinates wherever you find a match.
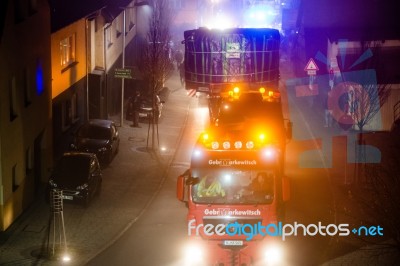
[47,152,102,207]
[139,95,165,123]
[158,87,170,103]
[71,119,120,165]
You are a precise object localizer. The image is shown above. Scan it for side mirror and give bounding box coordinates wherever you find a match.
[177,175,186,202]
[282,175,290,202]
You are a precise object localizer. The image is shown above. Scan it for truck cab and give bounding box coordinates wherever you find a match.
[177,128,290,265]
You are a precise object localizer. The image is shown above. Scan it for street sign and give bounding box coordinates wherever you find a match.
[307,70,317,75]
[304,58,319,75]
[226,42,241,58]
[114,68,132,79]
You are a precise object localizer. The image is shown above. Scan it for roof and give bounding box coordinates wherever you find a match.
[49,0,133,33]
[87,119,115,128]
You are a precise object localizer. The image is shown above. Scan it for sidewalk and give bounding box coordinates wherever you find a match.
[0,72,191,266]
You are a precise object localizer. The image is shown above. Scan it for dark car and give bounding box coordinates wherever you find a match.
[47,152,102,207]
[71,119,120,165]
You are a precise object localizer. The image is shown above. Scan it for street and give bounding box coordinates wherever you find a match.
[86,61,352,266]
[0,70,395,266]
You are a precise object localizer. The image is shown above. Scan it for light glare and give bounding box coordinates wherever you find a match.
[264,245,283,265]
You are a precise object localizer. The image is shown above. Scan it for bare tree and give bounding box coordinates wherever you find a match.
[338,41,391,183]
[348,41,391,133]
[139,0,175,150]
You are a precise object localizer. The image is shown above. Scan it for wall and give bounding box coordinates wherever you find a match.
[51,19,87,99]
[0,0,52,231]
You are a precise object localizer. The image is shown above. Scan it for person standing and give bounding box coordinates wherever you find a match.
[324,90,333,127]
[131,90,141,128]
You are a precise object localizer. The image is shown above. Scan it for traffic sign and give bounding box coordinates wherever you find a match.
[114,68,132,79]
[304,58,319,73]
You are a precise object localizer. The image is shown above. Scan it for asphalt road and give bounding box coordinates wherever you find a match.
[86,83,207,266]
[85,60,396,265]
[86,62,340,265]
[1,66,396,266]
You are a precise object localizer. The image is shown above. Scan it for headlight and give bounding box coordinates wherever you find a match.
[192,148,203,158]
[183,242,204,264]
[76,183,89,190]
[98,147,108,152]
[263,147,276,158]
[263,244,284,265]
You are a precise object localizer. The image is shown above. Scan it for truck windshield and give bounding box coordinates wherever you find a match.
[191,169,275,205]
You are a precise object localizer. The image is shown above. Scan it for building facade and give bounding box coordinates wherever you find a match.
[0,0,142,231]
[51,0,140,159]
[0,0,52,231]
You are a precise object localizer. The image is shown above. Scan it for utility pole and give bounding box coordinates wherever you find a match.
[120,9,126,126]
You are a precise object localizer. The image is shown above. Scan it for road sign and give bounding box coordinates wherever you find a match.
[304,58,319,75]
[114,68,132,79]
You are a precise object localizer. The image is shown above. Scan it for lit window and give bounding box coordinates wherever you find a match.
[60,34,76,68]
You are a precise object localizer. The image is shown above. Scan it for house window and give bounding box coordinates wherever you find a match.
[115,16,122,37]
[127,8,135,31]
[26,147,33,175]
[10,76,18,121]
[106,27,112,48]
[29,0,38,15]
[60,34,76,69]
[171,0,183,9]
[23,67,32,106]
[14,0,27,23]
[12,164,19,192]
[35,58,45,95]
[61,94,79,131]
[71,93,79,122]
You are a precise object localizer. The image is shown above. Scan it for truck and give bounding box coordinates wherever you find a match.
[178,27,292,265]
[182,27,281,123]
[176,110,291,265]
